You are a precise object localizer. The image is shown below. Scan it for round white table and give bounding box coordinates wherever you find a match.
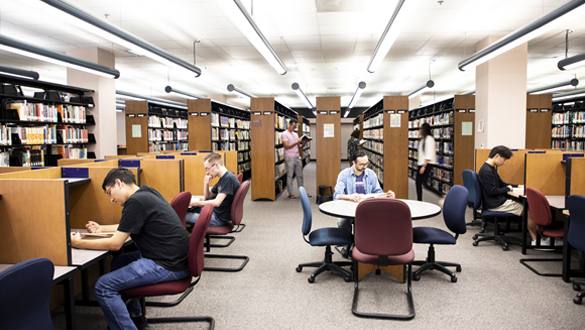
[319,199,441,220]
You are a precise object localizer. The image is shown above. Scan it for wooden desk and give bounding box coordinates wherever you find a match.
[1,263,78,330]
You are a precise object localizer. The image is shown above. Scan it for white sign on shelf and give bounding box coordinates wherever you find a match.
[324,124,334,138]
[132,124,142,138]
[462,122,473,136]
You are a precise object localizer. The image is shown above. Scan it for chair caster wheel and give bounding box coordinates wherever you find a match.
[308,276,315,283]
[472,241,479,246]
[344,276,352,282]
[296,266,302,272]
[451,276,457,283]
[472,235,478,240]
[502,245,508,251]
[574,297,582,305]
[413,274,420,281]
[456,265,462,272]
[573,283,581,291]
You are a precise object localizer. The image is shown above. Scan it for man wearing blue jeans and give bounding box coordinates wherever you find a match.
[71,168,190,330]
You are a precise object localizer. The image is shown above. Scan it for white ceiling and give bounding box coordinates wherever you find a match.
[1,0,585,113]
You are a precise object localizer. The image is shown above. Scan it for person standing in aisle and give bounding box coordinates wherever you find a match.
[70,168,190,330]
[416,122,438,202]
[347,129,361,164]
[282,118,310,199]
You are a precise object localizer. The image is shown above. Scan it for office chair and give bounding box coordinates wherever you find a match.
[236,172,243,184]
[519,187,563,276]
[296,186,353,283]
[471,171,522,250]
[352,199,415,320]
[121,205,215,329]
[412,185,468,282]
[170,191,192,229]
[462,169,482,227]
[0,257,54,330]
[567,195,585,304]
[204,180,250,272]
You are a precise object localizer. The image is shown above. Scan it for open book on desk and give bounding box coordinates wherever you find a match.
[359,192,394,201]
[80,232,115,239]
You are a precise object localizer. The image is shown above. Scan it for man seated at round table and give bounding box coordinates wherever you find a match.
[333,150,395,257]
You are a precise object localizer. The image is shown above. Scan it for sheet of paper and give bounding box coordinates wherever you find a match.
[390,114,401,127]
[324,124,334,138]
[462,121,472,136]
[132,124,142,138]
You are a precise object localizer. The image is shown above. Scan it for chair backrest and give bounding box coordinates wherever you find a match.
[230,180,250,225]
[170,191,192,229]
[567,195,585,253]
[236,172,243,184]
[0,257,54,330]
[525,187,553,227]
[443,185,468,235]
[470,170,484,208]
[299,186,312,236]
[354,199,412,256]
[189,204,213,277]
[462,169,481,209]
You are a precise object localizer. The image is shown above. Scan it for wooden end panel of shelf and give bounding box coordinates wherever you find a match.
[188,99,212,150]
[251,98,276,201]
[383,96,409,199]
[358,114,364,140]
[0,180,68,266]
[453,95,475,186]
[316,97,341,196]
[569,158,585,196]
[526,94,552,149]
[139,159,183,203]
[525,153,565,195]
[125,100,149,155]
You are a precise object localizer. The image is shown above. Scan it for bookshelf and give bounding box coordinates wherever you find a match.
[526,94,552,149]
[125,100,188,155]
[0,74,95,167]
[359,96,409,199]
[551,97,585,151]
[250,97,299,201]
[315,97,341,196]
[187,99,251,180]
[298,115,311,167]
[408,95,475,194]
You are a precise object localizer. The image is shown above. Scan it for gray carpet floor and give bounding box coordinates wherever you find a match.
[52,161,585,329]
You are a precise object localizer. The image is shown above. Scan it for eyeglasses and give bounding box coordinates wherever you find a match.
[105,183,116,197]
[356,161,369,168]
[205,163,217,172]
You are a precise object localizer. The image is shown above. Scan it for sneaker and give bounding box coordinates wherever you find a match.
[131,316,150,330]
[531,238,560,251]
[340,246,349,259]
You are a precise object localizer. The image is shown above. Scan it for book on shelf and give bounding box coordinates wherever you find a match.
[359,139,366,145]
[300,134,312,141]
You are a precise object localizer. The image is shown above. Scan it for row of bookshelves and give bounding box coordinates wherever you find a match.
[55,146,88,160]
[366,150,383,169]
[551,139,585,151]
[148,116,188,129]
[210,113,251,129]
[364,113,384,129]
[364,140,383,154]
[275,131,283,144]
[148,142,188,153]
[238,162,251,174]
[368,164,384,184]
[551,125,585,138]
[409,112,454,129]
[238,140,250,151]
[431,167,454,184]
[275,147,284,163]
[275,162,286,180]
[9,101,86,124]
[1,125,89,145]
[363,128,383,140]
[238,151,250,163]
[212,141,236,151]
[0,148,45,167]
[552,111,585,125]
[552,100,585,112]
[147,129,187,142]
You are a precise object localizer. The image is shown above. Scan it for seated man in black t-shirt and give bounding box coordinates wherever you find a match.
[70,168,190,330]
[186,152,241,227]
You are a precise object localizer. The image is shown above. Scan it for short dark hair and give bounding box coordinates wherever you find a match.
[288,118,298,126]
[420,122,431,137]
[489,145,513,159]
[102,167,137,190]
[351,129,360,139]
[353,150,367,164]
[203,152,224,166]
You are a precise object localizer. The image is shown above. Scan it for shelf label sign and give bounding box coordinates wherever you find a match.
[329,111,339,115]
[457,109,466,113]
[318,111,328,115]
[462,122,473,136]
[397,110,406,114]
[469,109,475,113]
[127,114,136,118]
[252,119,262,127]
[324,123,334,138]
[263,111,273,115]
[386,110,395,114]
[132,124,142,138]
[540,108,550,112]
[528,108,538,112]
[137,114,146,117]
[252,112,261,115]
[390,114,401,128]
[190,113,198,116]
[200,112,209,116]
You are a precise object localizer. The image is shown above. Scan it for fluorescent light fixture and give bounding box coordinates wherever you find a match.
[0,65,39,80]
[367,0,421,73]
[218,0,287,75]
[528,78,579,94]
[291,83,314,109]
[227,84,255,99]
[348,81,366,109]
[552,89,585,102]
[164,85,206,100]
[558,53,585,70]
[116,90,188,109]
[463,90,476,95]
[116,101,126,108]
[0,35,120,79]
[40,0,201,77]
[343,109,351,118]
[312,110,317,116]
[458,1,585,71]
[408,80,434,99]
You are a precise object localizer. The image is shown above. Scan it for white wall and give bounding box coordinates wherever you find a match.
[117,111,126,146]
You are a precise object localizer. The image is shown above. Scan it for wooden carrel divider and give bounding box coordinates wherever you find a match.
[475,149,527,185]
[524,153,566,195]
[316,97,341,197]
[139,159,184,202]
[567,157,585,197]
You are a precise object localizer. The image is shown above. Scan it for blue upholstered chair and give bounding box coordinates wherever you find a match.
[412,185,468,282]
[296,186,353,283]
[470,171,522,251]
[0,257,54,330]
[567,195,585,304]
[462,169,482,227]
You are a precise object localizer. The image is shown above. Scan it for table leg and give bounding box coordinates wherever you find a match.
[563,213,572,282]
[81,268,89,302]
[522,199,528,255]
[62,277,76,330]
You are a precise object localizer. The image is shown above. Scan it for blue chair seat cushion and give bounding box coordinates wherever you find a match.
[413,227,456,245]
[309,227,353,246]
[481,210,519,218]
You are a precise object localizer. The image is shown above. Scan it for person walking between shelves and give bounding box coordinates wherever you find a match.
[282,118,310,198]
[70,168,190,330]
[186,152,240,226]
[347,129,361,164]
[416,122,439,202]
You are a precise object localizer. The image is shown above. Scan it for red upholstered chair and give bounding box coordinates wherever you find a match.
[204,180,250,272]
[236,172,243,184]
[519,187,563,276]
[352,199,415,320]
[121,204,215,329]
[170,191,192,229]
